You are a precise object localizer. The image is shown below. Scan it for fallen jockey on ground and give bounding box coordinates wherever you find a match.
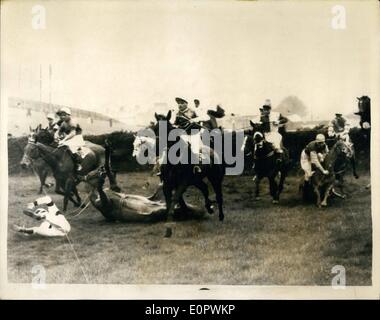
[13,196,70,237]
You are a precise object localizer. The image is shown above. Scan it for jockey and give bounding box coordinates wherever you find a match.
[330,113,347,134]
[300,134,329,181]
[174,97,198,130]
[339,122,351,144]
[173,97,204,169]
[326,125,338,149]
[252,131,266,158]
[56,107,85,171]
[259,99,288,163]
[46,113,56,132]
[13,196,70,237]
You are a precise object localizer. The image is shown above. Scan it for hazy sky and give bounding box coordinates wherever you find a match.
[2,0,379,124]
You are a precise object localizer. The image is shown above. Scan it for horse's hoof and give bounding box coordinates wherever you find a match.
[219,215,224,222]
[321,203,327,207]
[355,175,359,179]
[207,206,214,214]
[164,227,172,238]
[272,200,279,204]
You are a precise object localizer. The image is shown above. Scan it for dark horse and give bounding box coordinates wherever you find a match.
[152,111,225,221]
[244,120,290,203]
[21,127,119,211]
[355,96,371,131]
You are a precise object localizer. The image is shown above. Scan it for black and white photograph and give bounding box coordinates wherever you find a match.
[0,0,379,299]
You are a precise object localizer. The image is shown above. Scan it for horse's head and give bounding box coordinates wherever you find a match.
[333,140,350,157]
[21,124,55,169]
[20,138,40,169]
[36,126,55,145]
[357,96,370,109]
[153,110,174,136]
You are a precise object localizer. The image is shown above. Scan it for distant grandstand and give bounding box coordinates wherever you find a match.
[7,97,127,137]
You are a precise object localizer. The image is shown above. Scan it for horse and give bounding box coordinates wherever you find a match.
[152,110,225,221]
[355,96,371,130]
[333,135,359,190]
[243,120,289,203]
[21,127,120,211]
[309,140,349,207]
[20,125,54,194]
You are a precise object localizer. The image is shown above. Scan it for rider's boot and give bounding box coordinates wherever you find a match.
[68,149,83,172]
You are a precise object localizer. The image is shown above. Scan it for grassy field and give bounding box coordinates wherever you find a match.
[7,169,372,285]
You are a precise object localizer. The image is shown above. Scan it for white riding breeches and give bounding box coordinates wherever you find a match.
[265,131,283,152]
[31,221,67,237]
[60,134,85,153]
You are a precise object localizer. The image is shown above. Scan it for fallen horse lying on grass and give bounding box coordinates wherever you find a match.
[82,168,205,222]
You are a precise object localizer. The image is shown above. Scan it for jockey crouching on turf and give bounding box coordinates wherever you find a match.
[56,107,85,172]
[300,134,329,182]
[259,99,288,164]
[13,196,70,237]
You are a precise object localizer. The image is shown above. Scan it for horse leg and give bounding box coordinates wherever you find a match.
[209,177,224,221]
[171,183,188,215]
[193,179,214,214]
[72,184,82,207]
[55,181,77,204]
[313,185,322,208]
[351,156,359,179]
[255,176,261,200]
[269,176,279,204]
[63,179,80,211]
[162,183,173,220]
[147,182,163,201]
[108,170,121,192]
[38,173,44,194]
[321,184,334,207]
[278,170,286,194]
[178,196,189,212]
